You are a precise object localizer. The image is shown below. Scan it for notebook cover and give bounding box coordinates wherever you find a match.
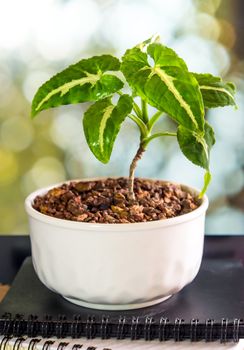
[0,257,243,341]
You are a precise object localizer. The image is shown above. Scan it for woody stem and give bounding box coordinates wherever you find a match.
[128,144,145,201]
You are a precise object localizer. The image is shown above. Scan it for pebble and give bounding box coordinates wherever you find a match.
[33,178,199,224]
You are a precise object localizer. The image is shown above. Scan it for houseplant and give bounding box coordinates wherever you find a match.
[25,36,236,310]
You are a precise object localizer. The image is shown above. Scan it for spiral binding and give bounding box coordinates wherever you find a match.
[116,316,125,340]
[100,317,109,340]
[158,317,169,341]
[56,316,68,339]
[27,338,41,350]
[190,318,199,342]
[71,344,82,350]
[205,319,214,342]
[144,317,154,341]
[27,316,39,338]
[0,313,243,343]
[70,316,82,339]
[130,317,139,340]
[0,337,112,350]
[0,336,12,350]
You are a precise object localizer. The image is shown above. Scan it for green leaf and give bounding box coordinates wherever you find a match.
[121,47,149,81]
[147,43,188,70]
[83,95,133,163]
[31,55,123,117]
[136,34,161,52]
[192,73,236,108]
[177,122,215,170]
[121,42,204,131]
[177,122,215,196]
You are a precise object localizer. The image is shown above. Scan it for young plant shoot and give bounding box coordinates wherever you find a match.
[31,36,236,200]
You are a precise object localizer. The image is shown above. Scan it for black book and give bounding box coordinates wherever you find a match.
[0,257,243,344]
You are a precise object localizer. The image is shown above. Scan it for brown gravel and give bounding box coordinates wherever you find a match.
[32,178,200,224]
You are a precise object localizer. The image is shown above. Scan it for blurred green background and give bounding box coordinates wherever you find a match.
[0,0,243,234]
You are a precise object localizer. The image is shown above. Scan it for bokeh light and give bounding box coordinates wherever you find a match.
[21,157,66,194]
[0,149,19,186]
[1,116,34,152]
[0,0,243,234]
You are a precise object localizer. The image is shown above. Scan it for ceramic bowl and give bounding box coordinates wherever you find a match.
[25,178,208,310]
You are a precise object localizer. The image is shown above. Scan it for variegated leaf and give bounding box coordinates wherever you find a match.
[31,55,123,117]
[177,122,215,195]
[177,122,215,170]
[121,42,204,131]
[83,95,133,163]
[147,42,188,70]
[136,34,161,52]
[193,73,236,108]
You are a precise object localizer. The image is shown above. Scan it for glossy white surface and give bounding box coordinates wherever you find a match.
[63,294,172,310]
[25,179,208,310]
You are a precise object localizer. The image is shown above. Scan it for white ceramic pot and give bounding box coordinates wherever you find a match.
[25,178,208,310]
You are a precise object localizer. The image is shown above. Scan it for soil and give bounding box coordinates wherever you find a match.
[32,178,200,224]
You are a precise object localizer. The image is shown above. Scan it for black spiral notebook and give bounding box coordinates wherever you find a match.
[0,257,244,344]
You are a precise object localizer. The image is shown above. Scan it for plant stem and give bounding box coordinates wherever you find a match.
[199,170,211,199]
[133,102,142,119]
[128,114,148,138]
[142,132,177,147]
[128,144,145,201]
[148,111,163,132]
[141,99,149,123]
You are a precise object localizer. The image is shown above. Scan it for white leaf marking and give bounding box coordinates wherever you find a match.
[149,67,198,128]
[99,105,114,153]
[200,85,235,102]
[194,132,209,162]
[35,72,101,112]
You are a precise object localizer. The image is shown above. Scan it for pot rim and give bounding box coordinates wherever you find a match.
[25,177,209,231]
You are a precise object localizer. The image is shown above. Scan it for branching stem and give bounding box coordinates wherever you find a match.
[128,98,176,201]
[142,132,177,147]
[148,111,163,132]
[133,102,142,119]
[128,114,148,138]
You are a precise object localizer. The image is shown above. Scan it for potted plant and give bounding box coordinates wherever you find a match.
[25,36,236,310]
